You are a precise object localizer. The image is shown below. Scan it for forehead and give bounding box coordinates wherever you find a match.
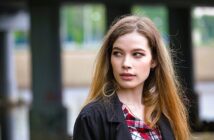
[112,32,150,51]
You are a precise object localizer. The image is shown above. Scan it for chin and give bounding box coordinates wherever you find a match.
[118,83,139,89]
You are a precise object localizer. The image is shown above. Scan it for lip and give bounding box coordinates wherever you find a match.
[120,73,136,80]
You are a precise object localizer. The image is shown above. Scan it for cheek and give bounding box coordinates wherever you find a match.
[138,61,153,73]
[111,57,117,70]
[111,58,120,79]
[110,61,116,82]
[110,58,116,75]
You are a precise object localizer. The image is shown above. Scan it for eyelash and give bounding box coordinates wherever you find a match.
[133,52,145,57]
[112,51,145,58]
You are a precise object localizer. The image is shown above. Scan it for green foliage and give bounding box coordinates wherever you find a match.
[61,4,106,48]
[192,13,214,47]
[132,5,168,36]
[62,5,84,44]
[14,31,28,42]
[14,31,29,49]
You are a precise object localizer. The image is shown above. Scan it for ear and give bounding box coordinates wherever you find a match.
[151,59,157,69]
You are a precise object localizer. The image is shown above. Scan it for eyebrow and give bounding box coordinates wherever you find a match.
[112,46,146,52]
[112,47,122,51]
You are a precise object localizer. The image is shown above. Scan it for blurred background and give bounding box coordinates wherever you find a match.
[0,0,214,140]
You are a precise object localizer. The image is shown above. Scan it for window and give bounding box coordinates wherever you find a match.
[192,7,214,121]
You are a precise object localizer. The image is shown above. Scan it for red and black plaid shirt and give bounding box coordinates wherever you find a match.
[122,104,162,140]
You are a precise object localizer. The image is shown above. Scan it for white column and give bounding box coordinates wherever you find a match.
[0,11,30,140]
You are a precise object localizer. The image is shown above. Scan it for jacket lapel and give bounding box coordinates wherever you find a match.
[104,94,132,140]
[104,94,175,140]
[158,115,175,140]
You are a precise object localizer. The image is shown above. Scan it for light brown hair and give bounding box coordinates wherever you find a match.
[84,15,190,140]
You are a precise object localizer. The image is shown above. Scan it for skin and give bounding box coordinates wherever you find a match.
[110,31,156,120]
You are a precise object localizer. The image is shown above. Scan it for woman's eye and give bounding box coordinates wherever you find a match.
[112,51,122,57]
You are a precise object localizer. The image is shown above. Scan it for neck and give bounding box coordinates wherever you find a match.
[117,85,145,121]
[117,85,143,106]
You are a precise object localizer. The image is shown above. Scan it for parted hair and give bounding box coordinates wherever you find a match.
[84,15,190,140]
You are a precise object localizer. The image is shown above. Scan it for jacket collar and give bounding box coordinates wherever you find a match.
[104,94,125,123]
[103,94,175,140]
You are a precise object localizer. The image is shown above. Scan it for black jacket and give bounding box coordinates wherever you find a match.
[73,94,175,140]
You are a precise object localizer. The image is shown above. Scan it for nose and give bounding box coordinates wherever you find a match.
[122,56,131,69]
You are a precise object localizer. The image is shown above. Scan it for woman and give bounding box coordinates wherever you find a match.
[73,15,190,140]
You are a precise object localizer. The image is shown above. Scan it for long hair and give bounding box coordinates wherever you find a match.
[84,15,190,140]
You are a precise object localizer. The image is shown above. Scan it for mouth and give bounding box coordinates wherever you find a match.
[119,73,136,80]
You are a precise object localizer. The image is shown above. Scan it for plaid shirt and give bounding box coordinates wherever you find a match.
[122,104,162,140]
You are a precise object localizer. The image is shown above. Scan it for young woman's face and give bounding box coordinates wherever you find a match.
[111,32,156,90]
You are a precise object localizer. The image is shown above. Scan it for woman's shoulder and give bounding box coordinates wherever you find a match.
[77,95,120,122]
[78,99,107,118]
[73,99,109,139]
